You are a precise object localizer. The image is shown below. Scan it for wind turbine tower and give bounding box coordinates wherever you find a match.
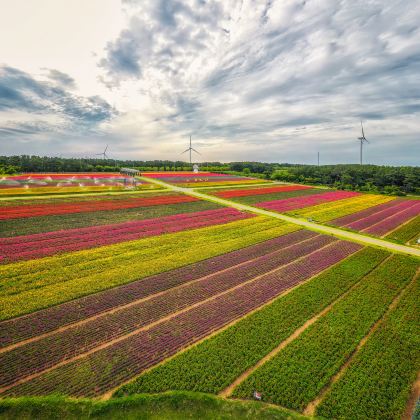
[181,136,200,164]
[357,121,369,165]
[96,145,109,160]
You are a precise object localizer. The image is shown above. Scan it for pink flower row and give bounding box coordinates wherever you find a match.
[257,191,360,213]
[0,208,252,263]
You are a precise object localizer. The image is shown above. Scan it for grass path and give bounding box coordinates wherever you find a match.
[140,177,420,257]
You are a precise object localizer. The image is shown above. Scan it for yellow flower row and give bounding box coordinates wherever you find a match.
[0,216,297,320]
[287,194,395,222]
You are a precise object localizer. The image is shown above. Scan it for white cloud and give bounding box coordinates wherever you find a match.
[0,0,419,164]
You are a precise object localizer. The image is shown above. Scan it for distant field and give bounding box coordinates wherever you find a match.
[142,171,270,187]
[0,175,418,420]
[0,173,159,197]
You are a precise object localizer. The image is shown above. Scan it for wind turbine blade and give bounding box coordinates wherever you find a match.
[181,149,190,154]
[361,121,365,138]
[105,145,108,153]
[191,148,201,155]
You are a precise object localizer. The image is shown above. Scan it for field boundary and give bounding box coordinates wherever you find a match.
[140,177,420,257]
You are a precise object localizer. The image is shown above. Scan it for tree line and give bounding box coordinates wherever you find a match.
[0,156,418,195]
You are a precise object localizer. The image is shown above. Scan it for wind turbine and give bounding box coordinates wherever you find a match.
[96,145,109,160]
[181,135,200,164]
[357,121,368,165]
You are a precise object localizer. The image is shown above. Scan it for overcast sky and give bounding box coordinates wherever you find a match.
[0,0,419,165]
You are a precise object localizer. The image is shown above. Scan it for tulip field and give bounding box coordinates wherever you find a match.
[0,174,419,420]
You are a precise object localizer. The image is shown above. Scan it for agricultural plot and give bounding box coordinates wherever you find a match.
[330,198,420,240]
[0,173,159,196]
[0,175,419,420]
[143,171,269,187]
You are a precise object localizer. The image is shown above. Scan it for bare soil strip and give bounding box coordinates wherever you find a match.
[403,370,420,420]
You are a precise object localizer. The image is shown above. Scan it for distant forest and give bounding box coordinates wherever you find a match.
[0,155,418,195]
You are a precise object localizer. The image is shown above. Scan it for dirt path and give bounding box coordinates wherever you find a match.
[140,177,420,257]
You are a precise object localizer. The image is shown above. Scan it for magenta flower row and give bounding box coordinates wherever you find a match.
[257,191,360,213]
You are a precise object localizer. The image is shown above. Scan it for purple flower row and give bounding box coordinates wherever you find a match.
[0,234,333,388]
[331,200,401,226]
[257,191,360,213]
[4,239,361,397]
[346,200,417,230]
[0,230,315,348]
[364,202,420,235]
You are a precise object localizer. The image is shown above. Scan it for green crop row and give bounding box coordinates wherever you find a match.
[232,254,419,412]
[385,215,420,244]
[0,200,222,237]
[0,217,297,320]
[287,194,394,222]
[115,247,388,397]
[317,274,420,420]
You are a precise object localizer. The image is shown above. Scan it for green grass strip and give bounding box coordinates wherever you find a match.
[0,200,221,237]
[385,215,420,244]
[232,254,419,411]
[0,392,307,420]
[317,274,420,420]
[116,248,388,397]
[0,217,297,320]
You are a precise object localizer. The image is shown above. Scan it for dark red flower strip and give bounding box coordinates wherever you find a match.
[0,234,334,387]
[216,185,311,198]
[345,200,418,230]
[0,209,252,263]
[0,230,314,348]
[0,195,198,220]
[364,202,420,235]
[331,199,403,226]
[3,240,361,397]
[257,191,360,213]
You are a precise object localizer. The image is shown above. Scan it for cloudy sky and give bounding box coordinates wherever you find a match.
[0,0,419,165]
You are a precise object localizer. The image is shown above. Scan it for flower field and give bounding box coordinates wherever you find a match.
[142,171,269,187]
[0,177,419,420]
[0,173,159,196]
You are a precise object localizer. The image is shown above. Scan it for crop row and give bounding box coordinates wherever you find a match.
[331,199,405,226]
[3,239,360,397]
[0,194,197,220]
[151,175,252,183]
[0,208,251,263]
[345,199,418,230]
[215,185,310,199]
[364,201,420,236]
[317,274,419,420]
[117,247,386,397]
[232,254,418,411]
[257,190,360,213]
[0,217,298,320]
[0,200,221,237]
[8,173,125,180]
[287,194,395,222]
[0,229,313,348]
[0,234,332,387]
[179,180,266,188]
[385,215,420,244]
